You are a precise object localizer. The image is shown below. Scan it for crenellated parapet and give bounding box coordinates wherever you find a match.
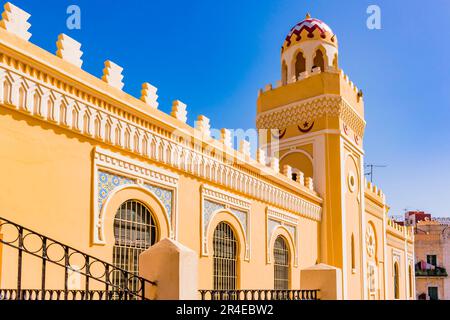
[56,34,83,68]
[260,68,363,106]
[339,69,363,103]
[0,2,31,41]
[102,60,124,90]
[364,179,385,203]
[386,217,414,242]
[0,2,323,220]
[140,82,159,109]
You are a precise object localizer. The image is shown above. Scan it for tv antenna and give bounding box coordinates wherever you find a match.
[364,164,387,183]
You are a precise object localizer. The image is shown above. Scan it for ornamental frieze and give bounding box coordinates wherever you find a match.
[256,95,365,138]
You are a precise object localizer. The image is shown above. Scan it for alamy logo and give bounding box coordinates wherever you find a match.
[66,5,81,30]
[366,5,381,30]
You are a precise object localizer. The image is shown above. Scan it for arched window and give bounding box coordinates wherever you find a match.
[281,61,288,85]
[313,49,325,72]
[351,234,355,271]
[274,236,290,290]
[113,200,157,294]
[94,117,101,138]
[333,53,338,69]
[59,103,67,126]
[72,109,79,130]
[295,51,306,79]
[408,265,413,298]
[83,113,89,134]
[394,262,400,299]
[213,222,237,290]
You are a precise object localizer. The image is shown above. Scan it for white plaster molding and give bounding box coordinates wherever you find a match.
[93,147,179,245]
[0,65,322,221]
[266,206,299,267]
[201,184,251,260]
[201,184,251,210]
[94,147,178,187]
[256,94,365,138]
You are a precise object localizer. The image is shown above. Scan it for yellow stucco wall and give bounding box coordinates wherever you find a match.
[0,3,414,300]
[0,104,321,291]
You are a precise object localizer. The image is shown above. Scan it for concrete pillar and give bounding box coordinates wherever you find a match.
[139,238,198,300]
[300,263,343,300]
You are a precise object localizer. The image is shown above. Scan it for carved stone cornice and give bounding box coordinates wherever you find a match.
[0,62,322,221]
[94,147,179,187]
[201,184,251,210]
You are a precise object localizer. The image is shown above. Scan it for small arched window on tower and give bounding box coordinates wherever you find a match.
[394,262,400,299]
[294,51,306,80]
[313,49,325,72]
[351,234,356,271]
[281,61,288,85]
[333,53,338,69]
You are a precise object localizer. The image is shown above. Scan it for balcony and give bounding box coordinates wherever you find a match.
[415,266,448,277]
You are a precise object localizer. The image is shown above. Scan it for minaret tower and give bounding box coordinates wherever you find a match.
[256,14,367,299]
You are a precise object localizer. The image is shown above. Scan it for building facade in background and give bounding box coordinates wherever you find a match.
[0,3,414,300]
[406,211,449,300]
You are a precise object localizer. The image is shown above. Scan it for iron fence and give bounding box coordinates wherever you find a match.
[0,216,156,300]
[199,289,320,300]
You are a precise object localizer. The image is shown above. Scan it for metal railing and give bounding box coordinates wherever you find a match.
[199,289,320,300]
[415,267,448,277]
[0,216,156,300]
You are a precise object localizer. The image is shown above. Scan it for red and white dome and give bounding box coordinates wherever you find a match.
[283,14,336,49]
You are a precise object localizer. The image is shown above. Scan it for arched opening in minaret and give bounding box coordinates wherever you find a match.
[313,49,325,72]
[281,60,288,85]
[294,51,306,79]
[333,53,338,69]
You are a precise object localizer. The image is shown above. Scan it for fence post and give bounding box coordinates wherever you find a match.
[139,238,198,300]
[300,263,342,300]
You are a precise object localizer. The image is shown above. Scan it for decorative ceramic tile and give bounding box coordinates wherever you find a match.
[267,218,281,243]
[202,199,250,259]
[203,200,227,234]
[98,170,135,210]
[285,224,297,241]
[203,200,248,237]
[231,208,248,234]
[266,217,298,266]
[97,170,173,223]
[144,184,173,220]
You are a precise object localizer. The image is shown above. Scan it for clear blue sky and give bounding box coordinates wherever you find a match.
[11,0,450,217]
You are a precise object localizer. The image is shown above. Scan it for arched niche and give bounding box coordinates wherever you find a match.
[100,185,171,245]
[280,150,313,179]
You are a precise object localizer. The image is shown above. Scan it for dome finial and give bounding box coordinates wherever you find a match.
[306,13,311,19]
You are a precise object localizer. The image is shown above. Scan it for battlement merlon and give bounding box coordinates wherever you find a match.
[257,70,364,121]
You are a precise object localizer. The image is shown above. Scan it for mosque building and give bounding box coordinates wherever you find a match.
[0,3,414,300]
